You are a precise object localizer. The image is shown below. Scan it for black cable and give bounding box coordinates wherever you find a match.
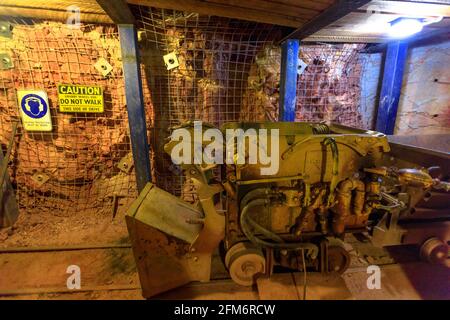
[240,198,319,258]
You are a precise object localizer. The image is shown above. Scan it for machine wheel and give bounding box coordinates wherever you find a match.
[327,238,350,274]
[420,237,449,266]
[225,242,266,286]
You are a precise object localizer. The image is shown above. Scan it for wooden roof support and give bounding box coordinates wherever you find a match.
[126,0,308,28]
[95,0,135,24]
[0,2,112,24]
[280,0,372,42]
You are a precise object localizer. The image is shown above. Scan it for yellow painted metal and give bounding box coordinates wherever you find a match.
[126,121,445,297]
[57,84,104,113]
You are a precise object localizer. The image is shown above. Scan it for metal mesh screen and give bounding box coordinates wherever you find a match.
[134,6,368,199]
[0,20,139,217]
[133,6,282,200]
[296,43,365,127]
[1,10,369,215]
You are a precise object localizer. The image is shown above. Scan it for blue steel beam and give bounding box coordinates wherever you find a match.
[279,39,299,122]
[118,24,151,192]
[375,41,409,134]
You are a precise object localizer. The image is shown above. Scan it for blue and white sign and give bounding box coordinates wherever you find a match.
[17,90,52,131]
[21,94,48,119]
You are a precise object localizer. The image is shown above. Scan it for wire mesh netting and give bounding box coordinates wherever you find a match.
[0,20,143,217]
[133,6,283,200]
[133,6,367,199]
[296,43,365,127]
[0,8,369,217]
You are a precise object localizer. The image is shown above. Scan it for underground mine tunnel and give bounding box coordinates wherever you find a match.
[0,0,449,304]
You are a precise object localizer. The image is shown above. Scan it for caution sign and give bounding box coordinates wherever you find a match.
[57,84,104,113]
[17,90,52,132]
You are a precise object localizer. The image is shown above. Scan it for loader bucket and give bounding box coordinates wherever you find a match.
[126,183,204,298]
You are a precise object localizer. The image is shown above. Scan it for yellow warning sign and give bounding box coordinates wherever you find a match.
[57,84,104,113]
[17,90,52,132]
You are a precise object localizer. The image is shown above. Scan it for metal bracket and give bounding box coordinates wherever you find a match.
[297,58,307,75]
[372,208,406,247]
[31,172,50,186]
[94,57,113,77]
[163,52,179,70]
[0,53,13,70]
[117,152,134,174]
[107,194,126,220]
[137,30,146,42]
[0,22,12,38]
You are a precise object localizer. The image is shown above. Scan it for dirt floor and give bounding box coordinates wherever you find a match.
[0,201,131,248]
[0,182,448,300]
[0,250,448,300]
[0,231,448,300]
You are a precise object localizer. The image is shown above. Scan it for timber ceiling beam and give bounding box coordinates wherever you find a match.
[96,0,135,24]
[125,0,308,28]
[280,0,372,42]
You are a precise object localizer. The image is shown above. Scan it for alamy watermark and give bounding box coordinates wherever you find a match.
[66,5,81,29]
[169,121,280,175]
[366,265,381,290]
[66,264,81,290]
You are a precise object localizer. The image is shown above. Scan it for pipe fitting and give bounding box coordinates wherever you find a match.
[332,178,365,235]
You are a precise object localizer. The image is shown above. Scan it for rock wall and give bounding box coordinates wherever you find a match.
[136,9,280,199]
[358,38,450,134]
[296,44,364,127]
[1,14,371,214]
[240,43,366,127]
[395,39,450,135]
[359,52,382,130]
[0,21,153,215]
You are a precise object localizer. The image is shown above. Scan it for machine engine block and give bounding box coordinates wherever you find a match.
[126,122,449,297]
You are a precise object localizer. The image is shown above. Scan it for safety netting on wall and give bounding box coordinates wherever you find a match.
[0,8,369,217]
[133,6,283,200]
[133,6,367,199]
[0,20,144,217]
[296,43,365,127]
[239,43,366,127]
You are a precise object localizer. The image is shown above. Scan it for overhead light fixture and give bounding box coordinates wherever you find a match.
[388,17,424,38]
[388,16,443,38]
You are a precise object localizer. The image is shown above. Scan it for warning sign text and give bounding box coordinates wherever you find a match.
[58,84,104,113]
